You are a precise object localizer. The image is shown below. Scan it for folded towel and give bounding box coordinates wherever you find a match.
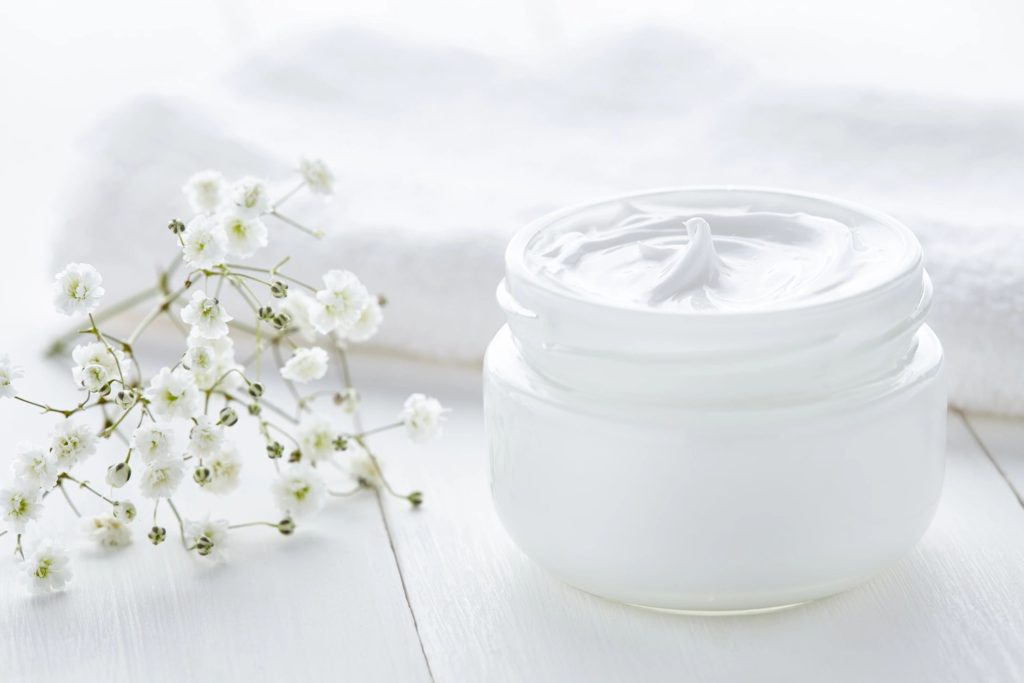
[56,27,1024,415]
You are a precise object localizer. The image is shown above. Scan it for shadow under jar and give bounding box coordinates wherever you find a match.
[484,187,946,613]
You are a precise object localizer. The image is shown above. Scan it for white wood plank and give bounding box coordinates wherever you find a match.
[353,358,1024,683]
[0,328,431,682]
[964,412,1024,506]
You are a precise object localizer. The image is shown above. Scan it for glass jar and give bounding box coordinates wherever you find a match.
[484,187,946,613]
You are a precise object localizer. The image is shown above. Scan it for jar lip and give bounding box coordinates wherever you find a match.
[505,185,923,319]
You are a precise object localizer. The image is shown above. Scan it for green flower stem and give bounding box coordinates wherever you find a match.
[270,180,306,211]
[56,480,82,518]
[268,209,323,240]
[58,473,115,505]
[15,533,24,560]
[227,521,279,530]
[88,314,126,385]
[352,421,403,439]
[46,285,160,357]
[328,486,362,497]
[165,498,188,550]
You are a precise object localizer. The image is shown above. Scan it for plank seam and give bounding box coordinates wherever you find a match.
[374,489,437,683]
[959,409,1024,509]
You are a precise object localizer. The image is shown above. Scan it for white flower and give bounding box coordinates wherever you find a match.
[347,447,381,487]
[181,215,228,269]
[184,338,243,393]
[0,353,23,398]
[138,458,185,499]
[228,177,270,217]
[219,212,268,259]
[400,393,446,443]
[1,484,42,532]
[20,540,72,595]
[312,270,370,335]
[144,367,201,420]
[296,413,337,464]
[183,170,226,214]
[83,515,131,547]
[10,443,55,489]
[204,442,242,494]
[50,420,98,468]
[71,341,128,391]
[187,415,224,458]
[184,516,230,561]
[298,157,334,195]
[130,422,177,464]
[280,347,328,383]
[271,464,326,518]
[336,297,382,344]
[52,263,105,316]
[280,290,318,342]
[180,290,233,339]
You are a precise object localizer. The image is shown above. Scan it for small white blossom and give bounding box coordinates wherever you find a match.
[71,341,128,391]
[0,354,23,398]
[144,367,201,420]
[280,290,318,342]
[228,177,270,217]
[11,443,56,489]
[298,157,334,195]
[188,415,224,458]
[204,442,242,495]
[112,500,136,522]
[183,170,226,214]
[400,394,446,443]
[271,464,326,518]
[83,515,131,547]
[1,484,42,532]
[280,347,328,383]
[347,447,381,487]
[185,333,242,392]
[138,458,185,499]
[50,420,98,468]
[20,540,72,595]
[336,297,382,344]
[52,263,105,316]
[180,291,233,340]
[312,270,370,335]
[181,215,228,269]
[296,413,337,463]
[185,516,230,561]
[130,422,177,464]
[219,212,268,259]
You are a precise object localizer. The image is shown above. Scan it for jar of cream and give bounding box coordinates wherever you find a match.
[484,187,946,613]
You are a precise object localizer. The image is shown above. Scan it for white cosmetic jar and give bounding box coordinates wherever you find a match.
[484,187,946,613]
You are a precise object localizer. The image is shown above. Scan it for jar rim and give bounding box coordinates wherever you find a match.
[505,185,923,320]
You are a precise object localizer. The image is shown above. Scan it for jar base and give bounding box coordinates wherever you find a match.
[624,600,808,617]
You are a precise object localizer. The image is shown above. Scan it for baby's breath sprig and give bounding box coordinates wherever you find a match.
[0,158,447,594]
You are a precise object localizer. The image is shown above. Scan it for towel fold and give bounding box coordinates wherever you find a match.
[57,27,1024,415]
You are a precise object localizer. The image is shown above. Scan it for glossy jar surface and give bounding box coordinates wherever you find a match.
[484,187,946,612]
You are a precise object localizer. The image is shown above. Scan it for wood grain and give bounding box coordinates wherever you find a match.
[964,412,1024,506]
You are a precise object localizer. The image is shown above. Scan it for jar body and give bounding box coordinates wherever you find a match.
[485,325,946,612]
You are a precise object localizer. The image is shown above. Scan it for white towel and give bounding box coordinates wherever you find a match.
[56,27,1024,415]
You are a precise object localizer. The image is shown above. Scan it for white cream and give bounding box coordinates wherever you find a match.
[526,203,912,312]
[486,187,946,613]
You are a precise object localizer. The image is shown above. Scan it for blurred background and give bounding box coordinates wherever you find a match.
[1,0,1022,413]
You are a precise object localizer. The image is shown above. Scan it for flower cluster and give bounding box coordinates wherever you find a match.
[2,159,446,595]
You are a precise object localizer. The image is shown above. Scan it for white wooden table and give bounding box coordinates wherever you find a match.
[2,336,1024,682]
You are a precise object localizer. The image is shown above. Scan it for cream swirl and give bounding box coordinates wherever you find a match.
[526,202,909,312]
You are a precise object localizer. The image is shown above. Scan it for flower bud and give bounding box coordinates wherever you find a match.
[288,450,301,463]
[148,526,166,545]
[106,462,131,488]
[193,466,212,486]
[266,441,284,459]
[333,435,349,451]
[247,402,262,416]
[257,305,274,321]
[271,313,291,330]
[407,491,424,507]
[167,218,186,234]
[377,294,388,307]
[248,382,264,398]
[270,281,289,298]
[218,406,238,427]
[97,382,113,398]
[112,500,137,521]
[278,517,296,535]
[114,388,136,409]
[337,388,360,414]
[195,535,214,556]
